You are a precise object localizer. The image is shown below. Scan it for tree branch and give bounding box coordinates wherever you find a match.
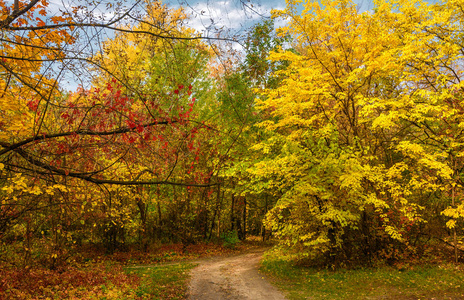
[0,0,41,28]
[0,120,173,156]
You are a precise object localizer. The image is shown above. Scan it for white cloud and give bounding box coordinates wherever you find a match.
[165,0,285,35]
[163,1,287,53]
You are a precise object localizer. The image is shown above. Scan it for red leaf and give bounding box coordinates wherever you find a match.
[127,120,136,129]
[36,17,46,26]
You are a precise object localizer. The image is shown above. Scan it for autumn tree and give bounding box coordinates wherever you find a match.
[251,0,464,266]
[0,0,225,265]
[212,19,289,241]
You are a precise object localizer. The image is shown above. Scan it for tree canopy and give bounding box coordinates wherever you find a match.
[250,0,464,265]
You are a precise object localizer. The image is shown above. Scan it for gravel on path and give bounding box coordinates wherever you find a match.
[187,248,287,300]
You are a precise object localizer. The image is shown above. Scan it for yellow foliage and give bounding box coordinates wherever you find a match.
[92,1,209,96]
[252,0,464,258]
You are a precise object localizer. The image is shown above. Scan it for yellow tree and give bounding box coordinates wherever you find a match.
[251,0,464,265]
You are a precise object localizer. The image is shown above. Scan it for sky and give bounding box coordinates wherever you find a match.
[163,0,376,36]
[164,0,286,38]
[2,0,438,90]
[164,0,440,35]
[39,0,433,41]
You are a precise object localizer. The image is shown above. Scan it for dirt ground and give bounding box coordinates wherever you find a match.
[187,247,287,300]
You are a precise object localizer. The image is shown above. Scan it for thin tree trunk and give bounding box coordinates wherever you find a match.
[230,194,236,232]
[217,191,224,238]
[261,194,268,241]
[242,197,247,240]
[136,197,148,251]
[208,183,221,240]
[452,167,458,264]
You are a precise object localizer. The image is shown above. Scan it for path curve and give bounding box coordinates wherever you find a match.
[187,248,287,300]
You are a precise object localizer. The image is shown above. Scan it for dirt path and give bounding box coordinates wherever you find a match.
[187,248,287,300]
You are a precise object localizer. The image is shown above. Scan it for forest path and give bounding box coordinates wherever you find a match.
[187,247,287,300]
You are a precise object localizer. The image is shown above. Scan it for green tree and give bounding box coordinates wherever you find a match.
[213,19,288,240]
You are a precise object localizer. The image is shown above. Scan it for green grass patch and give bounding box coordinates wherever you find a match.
[126,263,196,299]
[261,250,464,299]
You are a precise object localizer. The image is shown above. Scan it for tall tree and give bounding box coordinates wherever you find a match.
[251,0,464,265]
[0,0,222,265]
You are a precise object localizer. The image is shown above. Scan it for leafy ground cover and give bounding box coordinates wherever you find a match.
[261,246,464,300]
[125,263,195,300]
[0,240,259,299]
[0,262,140,299]
[0,239,267,299]
[5,237,464,300]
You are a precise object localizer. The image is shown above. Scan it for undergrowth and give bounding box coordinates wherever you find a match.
[0,238,268,299]
[260,244,464,300]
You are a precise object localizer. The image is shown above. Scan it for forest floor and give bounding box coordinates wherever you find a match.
[261,245,464,300]
[3,239,464,299]
[187,247,286,300]
[0,238,274,299]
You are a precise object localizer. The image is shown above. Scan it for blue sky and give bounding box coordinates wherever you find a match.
[165,0,441,34]
[164,0,377,35]
[164,0,286,36]
[6,0,436,90]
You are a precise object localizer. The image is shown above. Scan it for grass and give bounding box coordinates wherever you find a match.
[261,249,464,299]
[125,263,196,299]
[0,240,265,299]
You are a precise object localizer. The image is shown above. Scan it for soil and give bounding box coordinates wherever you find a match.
[187,247,287,300]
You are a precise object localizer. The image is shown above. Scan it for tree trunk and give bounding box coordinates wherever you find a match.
[241,197,247,240]
[136,197,148,251]
[230,194,236,232]
[261,194,268,241]
[208,183,222,240]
